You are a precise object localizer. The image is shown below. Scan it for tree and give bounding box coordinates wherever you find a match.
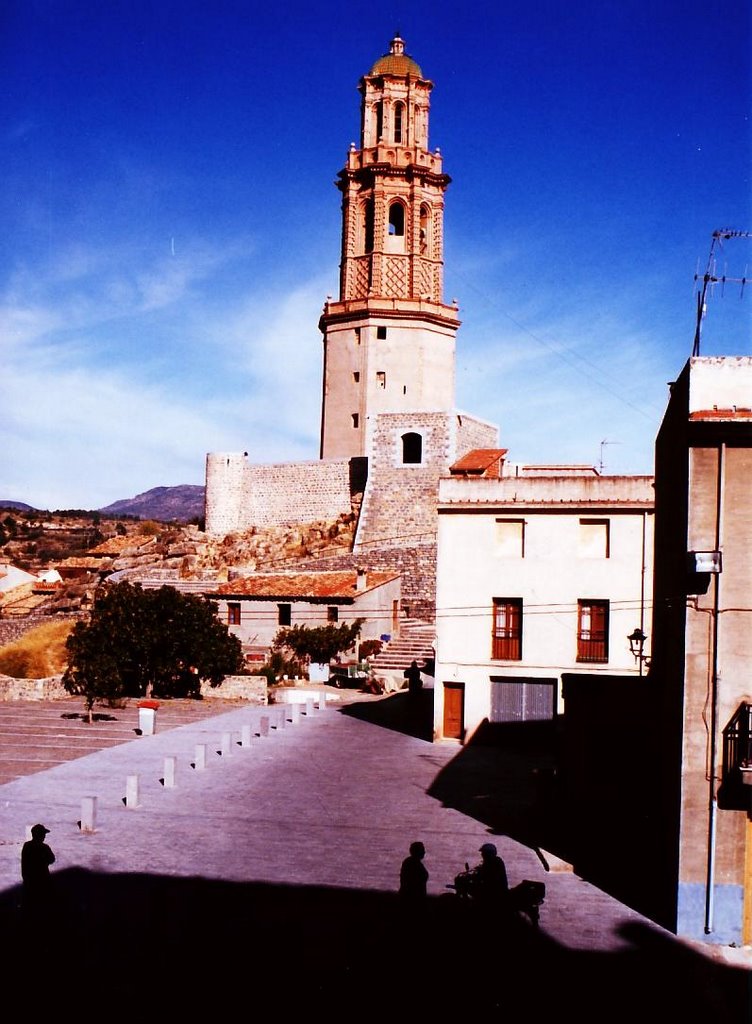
[272,619,365,669]
[63,581,244,719]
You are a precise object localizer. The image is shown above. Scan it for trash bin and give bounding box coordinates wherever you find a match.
[137,700,160,735]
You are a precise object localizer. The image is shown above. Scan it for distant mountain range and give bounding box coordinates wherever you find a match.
[0,485,205,522]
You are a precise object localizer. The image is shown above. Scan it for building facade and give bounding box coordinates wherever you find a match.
[433,459,655,742]
[651,356,752,945]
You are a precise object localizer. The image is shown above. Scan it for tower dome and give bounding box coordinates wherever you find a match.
[369,34,423,78]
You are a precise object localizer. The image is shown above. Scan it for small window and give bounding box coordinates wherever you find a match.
[352,413,359,428]
[327,606,339,623]
[377,326,387,340]
[376,371,386,389]
[278,603,291,626]
[227,603,241,626]
[353,371,360,383]
[577,600,609,663]
[388,203,404,236]
[495,519,525,557]
[375,101,383,141]
[394,101,404,143]
[354,327,361,345]
[401,432,422,464]
[579,519,610,558]
[492,598,522,660]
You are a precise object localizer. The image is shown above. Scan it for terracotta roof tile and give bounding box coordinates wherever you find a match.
[212,570,400,600]
[689,408,752,420]
[449,449,508,474]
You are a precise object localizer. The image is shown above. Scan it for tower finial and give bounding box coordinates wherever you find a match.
[390,33,405,56]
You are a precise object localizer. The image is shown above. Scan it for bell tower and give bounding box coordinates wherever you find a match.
[319,34,460,459]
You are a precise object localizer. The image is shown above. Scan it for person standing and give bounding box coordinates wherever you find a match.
[21,823,55,917]
[404,660,423,694]
[399,840,429,905]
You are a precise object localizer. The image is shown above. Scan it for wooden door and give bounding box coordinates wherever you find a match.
[443,682,465,740]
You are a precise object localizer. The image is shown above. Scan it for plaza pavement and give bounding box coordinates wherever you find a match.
[0,687,749,1020]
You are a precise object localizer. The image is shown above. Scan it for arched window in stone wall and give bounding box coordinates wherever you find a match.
[388,202,405,237]
[419,203,431,255]
[393,101,405,143]
[401,431,423,464]
[375,101,383,141]
[361,198,374,253]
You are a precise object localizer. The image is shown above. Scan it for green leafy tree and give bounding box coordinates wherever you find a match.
[63,581,243,719]
[272,618,365,669]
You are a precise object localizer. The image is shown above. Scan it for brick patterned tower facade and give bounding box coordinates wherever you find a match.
[319,34,460,460]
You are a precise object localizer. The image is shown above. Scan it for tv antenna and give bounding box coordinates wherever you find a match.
[692,229,750,356]
[598,439,620,474]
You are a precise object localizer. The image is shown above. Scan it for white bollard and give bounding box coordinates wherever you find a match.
[291,703,301,724]
[318,690,328,709]
[163,756,177,788]
[194,743,207,770]
[220,732,232,757]
[277,706,286,729]
[81,796,97,833]
[305,698,315,716]
[241,724,252,748]
[259,715,270,737]
[126,774,140,808]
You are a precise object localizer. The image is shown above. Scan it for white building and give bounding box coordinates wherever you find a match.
[433,455,655,742]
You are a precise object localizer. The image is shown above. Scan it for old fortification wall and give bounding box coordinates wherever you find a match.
[0,673,267,703]
[205,454,353,535]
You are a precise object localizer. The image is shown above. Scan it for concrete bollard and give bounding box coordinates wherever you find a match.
[291,703,301,724]
[277,706,286,729]
[163,756,177,788]
[125,774,140,808]
[259,715,270,737]
[80,796,97,833]
[318,690,328,709]
[240,724,252,748]
[193,743,207,770]
[305,698,315,716]
[219,731,232,757]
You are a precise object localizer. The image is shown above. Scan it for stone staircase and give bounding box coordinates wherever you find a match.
[368,618,436,675]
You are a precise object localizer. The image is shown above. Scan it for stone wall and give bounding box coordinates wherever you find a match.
[0,613,83,647]
[205,454,354,535]
[0,672,267,703]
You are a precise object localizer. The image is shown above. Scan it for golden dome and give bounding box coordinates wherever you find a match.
[369,34,423,78]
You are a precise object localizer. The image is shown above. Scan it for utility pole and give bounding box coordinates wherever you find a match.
[693,229,750,356]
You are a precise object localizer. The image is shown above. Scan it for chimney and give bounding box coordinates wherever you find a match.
[355,568,367,592]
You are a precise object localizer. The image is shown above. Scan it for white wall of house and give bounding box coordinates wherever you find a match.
[214,580,402,655]
[433,475,655,742]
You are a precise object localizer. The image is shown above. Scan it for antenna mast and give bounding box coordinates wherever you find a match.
[692,229,750,356]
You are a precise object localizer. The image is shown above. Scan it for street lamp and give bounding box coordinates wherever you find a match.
[627,627,648,663]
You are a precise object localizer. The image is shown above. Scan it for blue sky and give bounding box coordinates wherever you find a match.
[2,1,750,510]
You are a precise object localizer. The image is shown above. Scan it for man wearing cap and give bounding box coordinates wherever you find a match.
[21,823,56,915]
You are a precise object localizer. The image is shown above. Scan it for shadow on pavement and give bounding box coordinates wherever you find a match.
[339,688,434,741]
[0,868,747,1019]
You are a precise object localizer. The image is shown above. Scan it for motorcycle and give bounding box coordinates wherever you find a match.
[447,864,546,927]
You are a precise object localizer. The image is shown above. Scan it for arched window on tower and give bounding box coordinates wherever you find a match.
[419,204,431,255]
[401,432,423,464]
[375,102,383,141]
[393,101,404,143]
[388,202,405,237]
[363,199,374,254]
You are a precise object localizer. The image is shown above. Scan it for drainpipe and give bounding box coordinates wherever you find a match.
[704,443,725,935]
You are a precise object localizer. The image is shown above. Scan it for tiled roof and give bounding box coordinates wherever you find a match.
[212,570,400,600]
[689,408,752,420]
[450,449,508,474]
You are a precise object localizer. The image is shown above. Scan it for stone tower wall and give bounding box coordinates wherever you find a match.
[204,453,249,536]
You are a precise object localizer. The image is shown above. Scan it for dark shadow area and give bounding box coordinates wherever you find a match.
[427,719,562,855]
[339,687,434,741]
[0,868,746,1019]
[60,712,119,722]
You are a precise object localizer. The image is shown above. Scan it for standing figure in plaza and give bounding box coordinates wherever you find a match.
[21,823,56,917]
[399,840,429,905]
